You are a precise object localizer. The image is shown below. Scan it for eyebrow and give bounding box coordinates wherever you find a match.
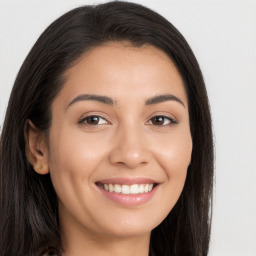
[67,93,185,109]
[67,94,116,108]
[145,94,185,107]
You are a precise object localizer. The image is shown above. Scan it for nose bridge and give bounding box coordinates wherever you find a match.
[109,121,149,168]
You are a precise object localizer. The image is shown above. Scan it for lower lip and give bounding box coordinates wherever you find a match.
[97,185,158,206]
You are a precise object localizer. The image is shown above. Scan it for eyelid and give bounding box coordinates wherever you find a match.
[77,112,178,127]
[78,114,110,126]
[146,114,178,126]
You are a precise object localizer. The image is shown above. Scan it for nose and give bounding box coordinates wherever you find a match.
[109,124,150,169]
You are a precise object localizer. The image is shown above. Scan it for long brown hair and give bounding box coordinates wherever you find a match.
[0,2,214,255]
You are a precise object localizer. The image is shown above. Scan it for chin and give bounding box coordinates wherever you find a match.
[93,212,162,239]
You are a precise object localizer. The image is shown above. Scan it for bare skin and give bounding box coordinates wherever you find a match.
[26,42,192,256]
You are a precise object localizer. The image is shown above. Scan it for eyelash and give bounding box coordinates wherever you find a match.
[78,115,177,126]
[147,116,177,126]
[79,116,109,126]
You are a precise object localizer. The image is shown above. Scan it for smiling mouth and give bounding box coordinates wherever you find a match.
[96,182,157,195]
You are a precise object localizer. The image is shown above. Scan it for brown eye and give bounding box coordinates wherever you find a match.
[149,116,176,126]
[79,116,108,125]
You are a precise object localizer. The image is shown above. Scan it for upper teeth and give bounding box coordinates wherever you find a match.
[100,183,154,194]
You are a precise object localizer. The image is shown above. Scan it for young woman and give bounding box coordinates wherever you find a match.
[0,1,214,256]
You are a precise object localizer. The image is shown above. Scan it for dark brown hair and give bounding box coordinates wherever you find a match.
[0,1,214,255]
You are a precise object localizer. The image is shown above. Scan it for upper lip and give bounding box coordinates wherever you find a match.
[96,177,159,185]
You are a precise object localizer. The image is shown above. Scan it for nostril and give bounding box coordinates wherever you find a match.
[108,141,150,169]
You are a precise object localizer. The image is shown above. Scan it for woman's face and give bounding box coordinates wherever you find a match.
[46,42,192,240]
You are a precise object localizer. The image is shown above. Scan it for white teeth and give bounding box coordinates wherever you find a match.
[130,184,139,194]
[139,184,144,193]
[121,185,130,194]
[109,184,114,192]
[99,183,155,194]
[114,184,122,193]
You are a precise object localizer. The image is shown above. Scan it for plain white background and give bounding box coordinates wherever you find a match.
[0,0,255,255]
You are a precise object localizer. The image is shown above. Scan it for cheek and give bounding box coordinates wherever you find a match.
[48,127,107,174]
[153,127,192,173]
[47,128,108,201]
[153,129,192,198]
[139,130,192,227]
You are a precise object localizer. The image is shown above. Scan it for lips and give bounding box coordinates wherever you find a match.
[95,177,159,206]
[96,177,158,185]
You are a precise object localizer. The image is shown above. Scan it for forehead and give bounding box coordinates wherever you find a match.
[55,42,187,107]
